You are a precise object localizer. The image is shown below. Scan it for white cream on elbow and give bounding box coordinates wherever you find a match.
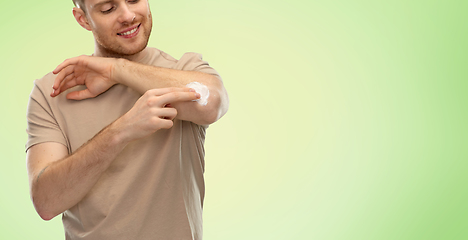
[186,82,209,106]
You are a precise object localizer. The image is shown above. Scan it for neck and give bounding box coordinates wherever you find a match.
[93,44,150,63]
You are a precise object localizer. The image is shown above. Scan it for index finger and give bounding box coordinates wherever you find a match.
[145,87,195,97]
[157,91,200,106]
[52,55,87,75]
[52,65,75,92]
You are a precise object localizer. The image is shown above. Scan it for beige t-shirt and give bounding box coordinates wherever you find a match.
[26,48,220,240]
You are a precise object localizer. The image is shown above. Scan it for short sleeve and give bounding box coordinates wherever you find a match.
[174,52,221,78]
[25,81,67,152]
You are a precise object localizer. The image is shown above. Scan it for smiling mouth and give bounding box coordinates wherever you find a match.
[117,24,141,36]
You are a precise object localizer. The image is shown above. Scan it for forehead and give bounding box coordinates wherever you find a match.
[84,0,150,13]
[87,0,114,9]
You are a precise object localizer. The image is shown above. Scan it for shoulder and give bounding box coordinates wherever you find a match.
[144,47,204,68]
[178,52,204,63]
[141,47,177,68]
[29,71,72,110]
[147,47,201,63]
[175,52,209,71]
[157,48,178,62]
[176,52,219,77]
[30,72,55,100]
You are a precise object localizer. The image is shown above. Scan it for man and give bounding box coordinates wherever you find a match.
[25,0,228,239]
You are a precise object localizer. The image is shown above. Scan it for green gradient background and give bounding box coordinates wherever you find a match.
[1,0,467,239]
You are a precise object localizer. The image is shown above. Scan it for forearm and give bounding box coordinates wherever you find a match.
[31,122,128,220]
[114,58,219,93]
[114,59,229,124]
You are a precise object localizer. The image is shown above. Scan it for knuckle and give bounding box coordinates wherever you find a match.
[145,97,155,107]
[145,99,151,107]
[145,89,156,96]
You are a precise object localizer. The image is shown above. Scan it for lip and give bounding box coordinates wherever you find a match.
[117,24,141,38]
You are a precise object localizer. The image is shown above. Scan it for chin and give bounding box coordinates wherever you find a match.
[94,25,152,57]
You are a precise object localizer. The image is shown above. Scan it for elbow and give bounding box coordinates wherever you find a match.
[203,110,220,126]
[31,192,58,221]
[34,203,57,221]
[216,86,229,121]
[34,205,55,221]
[202,90,229,125]
[184,76,228,125]
[206,75,229,124]
[195,105,218,126]
[38,212,55,221]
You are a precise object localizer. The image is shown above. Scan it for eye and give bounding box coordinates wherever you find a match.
[100,3,115,14]
[101,6,115,14]
[127,0,139,3]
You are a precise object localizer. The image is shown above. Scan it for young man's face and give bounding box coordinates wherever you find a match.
[82,0,152,56]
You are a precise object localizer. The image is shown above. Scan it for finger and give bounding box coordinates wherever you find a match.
[159,119,174,129]
[53,73,76,96]
[158,108,177,120]
[145,87,194,97]
[52,60,69,75]
[53,65,76,90]
[53,58,76,75]
[158,91,200,107]
[52,55,86,75]
[66,89,96,100]
[51,74,76,97]
[58,74,80,94]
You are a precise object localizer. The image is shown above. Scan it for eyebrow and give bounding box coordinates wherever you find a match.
[90,0,114,9]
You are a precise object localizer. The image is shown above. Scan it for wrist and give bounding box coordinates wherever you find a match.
[112,58,129,85]
[105,117,132,147]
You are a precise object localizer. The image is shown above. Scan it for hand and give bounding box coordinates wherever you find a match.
[114,88,200,142]
[51,55,118,100]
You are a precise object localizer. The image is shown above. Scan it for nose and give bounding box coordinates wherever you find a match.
[118,4,135,24]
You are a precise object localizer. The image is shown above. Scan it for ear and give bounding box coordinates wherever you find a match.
[73,7,92,31]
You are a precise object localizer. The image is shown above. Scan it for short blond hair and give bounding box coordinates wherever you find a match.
[72,0,87,13]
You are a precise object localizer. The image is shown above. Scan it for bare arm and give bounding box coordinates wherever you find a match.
[27,88,200,220]
[114,59,229,125]
[27,125,126,221]
[51,55,229,125]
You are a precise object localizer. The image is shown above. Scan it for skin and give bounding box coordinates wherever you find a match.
[77,0,153,58]
[26,0,228,220]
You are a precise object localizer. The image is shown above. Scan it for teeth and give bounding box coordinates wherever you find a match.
[119,26,138,36]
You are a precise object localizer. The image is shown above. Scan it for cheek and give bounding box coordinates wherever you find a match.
[93,22,113,35]
[145,9,152,24]
[142,1,151,18]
